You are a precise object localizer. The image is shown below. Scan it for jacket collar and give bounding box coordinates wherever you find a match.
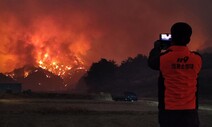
[168,45,189,51]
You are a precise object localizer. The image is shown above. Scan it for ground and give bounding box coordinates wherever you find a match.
[0,99,211,127]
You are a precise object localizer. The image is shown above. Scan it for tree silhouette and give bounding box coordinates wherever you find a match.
[201,52,212,69]
[78,52,212,99]
[85,58,118,92]
[83,55,158,96]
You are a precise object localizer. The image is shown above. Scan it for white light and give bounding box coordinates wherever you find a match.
[161,34,171,40]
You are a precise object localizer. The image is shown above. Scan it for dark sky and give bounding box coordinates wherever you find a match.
[0,0,212,73]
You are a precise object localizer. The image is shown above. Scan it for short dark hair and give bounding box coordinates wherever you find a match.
[171,22,192,46]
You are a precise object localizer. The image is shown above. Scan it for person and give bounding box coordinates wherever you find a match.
[148,22,202,127]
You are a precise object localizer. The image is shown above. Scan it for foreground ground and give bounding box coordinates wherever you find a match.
[0,99,211,127]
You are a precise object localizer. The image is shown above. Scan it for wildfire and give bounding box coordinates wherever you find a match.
[0,11,93,78]
[38,59,72,76]
[36,49,85,77]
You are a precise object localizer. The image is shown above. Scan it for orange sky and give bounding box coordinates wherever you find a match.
[0,0,211,73]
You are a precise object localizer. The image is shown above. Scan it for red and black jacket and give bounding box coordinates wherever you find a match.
[148,45,202,110]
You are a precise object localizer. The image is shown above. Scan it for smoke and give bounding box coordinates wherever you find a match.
[0,0,211,73]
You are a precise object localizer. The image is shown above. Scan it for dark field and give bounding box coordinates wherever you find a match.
[0,99,211,127]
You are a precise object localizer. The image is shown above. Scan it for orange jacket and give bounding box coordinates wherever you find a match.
[148,45,202,110]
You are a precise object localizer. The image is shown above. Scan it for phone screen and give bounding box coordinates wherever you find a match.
[160,34,172,41]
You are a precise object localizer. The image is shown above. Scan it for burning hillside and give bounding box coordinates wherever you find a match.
[0,17,89,92]
[0,16,89,75]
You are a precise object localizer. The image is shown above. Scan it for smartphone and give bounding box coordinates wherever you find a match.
[160,33,172,41]
[159,33,172,49]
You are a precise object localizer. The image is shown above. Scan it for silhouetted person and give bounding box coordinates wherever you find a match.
[148,22,202,127]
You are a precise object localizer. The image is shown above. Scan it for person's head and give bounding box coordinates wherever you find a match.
[171,22,192,46]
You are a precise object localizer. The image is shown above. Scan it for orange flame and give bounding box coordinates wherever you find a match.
[0,16,90,76]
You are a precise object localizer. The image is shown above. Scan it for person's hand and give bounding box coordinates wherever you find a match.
[154,40,161,49]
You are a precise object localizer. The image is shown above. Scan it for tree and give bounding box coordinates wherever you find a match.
[201,52,212,69]
[85,58,118,92]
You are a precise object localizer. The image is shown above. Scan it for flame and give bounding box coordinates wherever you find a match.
[24,71,29,78]
[35,48,85,77]
[30,18,89,77]
[0,16,90,77]
[34,44,86,77]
